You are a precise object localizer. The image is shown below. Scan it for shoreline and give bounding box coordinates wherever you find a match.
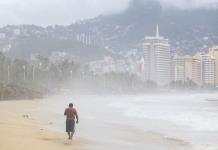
[1,94,218,150]
[0,99,91,150]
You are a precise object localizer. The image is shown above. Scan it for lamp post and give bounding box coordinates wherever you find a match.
[103,74,106,89]
[70,70,73,80]
[32,65,35,81]
[82,71,85,81]
[7,65,10,84]
[22,65,26,81]
[38,62,42,79]
[39,62,42,68]
[131,73,134,90]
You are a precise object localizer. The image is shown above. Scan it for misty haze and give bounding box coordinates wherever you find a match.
[0,0,218,150]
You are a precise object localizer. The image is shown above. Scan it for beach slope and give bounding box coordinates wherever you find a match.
[0,100,89,150]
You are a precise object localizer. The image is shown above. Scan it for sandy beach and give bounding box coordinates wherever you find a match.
[0,96,189,150]
[0,99,90,150]
[1,93,218,150]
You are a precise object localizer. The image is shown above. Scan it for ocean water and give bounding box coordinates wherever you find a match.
[109,93,218,132]
[37,92,218,150]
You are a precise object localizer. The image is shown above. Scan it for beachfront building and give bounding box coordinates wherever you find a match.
[143,25,171,86]
[172,54,185,82]
[172,53,216,86]
[192,58,201,85]
[202,55,216,86]
[172,55,193,82]
[209,46,218,86]
[194,52,216,86]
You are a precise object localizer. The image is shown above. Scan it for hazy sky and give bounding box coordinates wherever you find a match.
[0,0,217,27]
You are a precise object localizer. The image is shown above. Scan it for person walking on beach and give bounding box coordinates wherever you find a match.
[64,103,79,140]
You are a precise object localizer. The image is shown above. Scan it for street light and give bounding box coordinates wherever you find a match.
[22,65,26,81]
[32,65,35,81]
[7,65,10,83]
[82,71,85,81]
[70,70,73,80]
[39,62,42,69]
[130,73,134,90]
[103,74,106,89]
[38,62,42,80]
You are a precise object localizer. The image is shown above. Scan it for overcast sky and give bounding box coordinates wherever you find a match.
[0,0,217,27]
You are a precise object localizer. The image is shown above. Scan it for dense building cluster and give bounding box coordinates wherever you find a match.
[143,25,218,87]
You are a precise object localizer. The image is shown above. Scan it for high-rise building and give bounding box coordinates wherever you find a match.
[184,56,193,81]
[143,25,171,86]
[172,54,185,82]
[172,55,193,82]
[172,53,216,86]
[209,46,218,86]
[192,58,201,85]
[194,52,216,86]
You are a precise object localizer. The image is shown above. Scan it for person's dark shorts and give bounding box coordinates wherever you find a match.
[66,119,75,132]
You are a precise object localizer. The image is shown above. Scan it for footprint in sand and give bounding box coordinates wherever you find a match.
[64,140,74,146]
[165,137,189,146]
[64,142,71,145]
[41,137,74,146]
[22,114,29,118]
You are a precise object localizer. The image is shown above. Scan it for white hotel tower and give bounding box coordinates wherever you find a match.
[143,25,171,86]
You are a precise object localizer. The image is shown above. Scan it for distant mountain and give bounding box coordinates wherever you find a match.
[0,25,106,62]
[0,0,217,61]
[78,0,218,53]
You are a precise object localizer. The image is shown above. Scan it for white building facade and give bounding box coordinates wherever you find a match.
[172,55,195,82]
[194,52,216,86]
[143,25,171,86]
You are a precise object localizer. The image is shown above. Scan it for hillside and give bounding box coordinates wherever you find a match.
[0,0,217,60]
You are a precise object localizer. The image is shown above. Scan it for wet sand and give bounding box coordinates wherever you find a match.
[35,95,196,150]
[0,99,90,150]
[1,94,218,150]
